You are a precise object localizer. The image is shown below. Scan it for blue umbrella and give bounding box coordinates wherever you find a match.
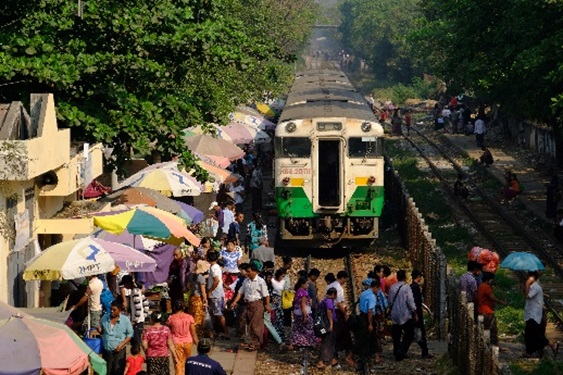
[500,252,545,272]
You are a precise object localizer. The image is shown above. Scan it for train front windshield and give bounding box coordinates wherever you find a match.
[348,137,383,158]
[275,137,312,157]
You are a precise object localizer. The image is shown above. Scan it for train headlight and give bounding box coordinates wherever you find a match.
[285,122,297,133]
[368,176,376,184]
[282,177,290,186]
[361,122,372,132]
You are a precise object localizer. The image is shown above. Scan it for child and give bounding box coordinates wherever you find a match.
[124,346,144,375]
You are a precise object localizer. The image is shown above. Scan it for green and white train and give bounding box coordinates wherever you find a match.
[275,70,385,248]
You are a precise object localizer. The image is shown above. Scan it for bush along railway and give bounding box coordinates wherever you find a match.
[403,125,563,327]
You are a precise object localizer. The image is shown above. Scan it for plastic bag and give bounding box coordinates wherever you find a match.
[414,327,422,342]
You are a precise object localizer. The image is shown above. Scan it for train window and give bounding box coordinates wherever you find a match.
[348,137,381,158]
[275,137,312,157]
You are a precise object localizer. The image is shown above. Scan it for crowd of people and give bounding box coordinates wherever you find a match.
[460,260,559,359]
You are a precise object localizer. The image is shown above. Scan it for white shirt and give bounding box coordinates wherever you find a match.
[222,209,235,234]
[88,277,103,312]
[207,263,224,299]
[474,119,486,134]
[240,275,269,302]
[271,278,285,296]
[230,185,245,205]
[326,281,345,305]
[525,281,544,324]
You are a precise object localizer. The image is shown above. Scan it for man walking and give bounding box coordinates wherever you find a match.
[410,270,433,359]
[185,338,227,375]
[477,272,508,347]
[460,261,481,319]
[99,301,133,375]
[388,270,417,361]
[231,263,271,351]
[356,279,383,364]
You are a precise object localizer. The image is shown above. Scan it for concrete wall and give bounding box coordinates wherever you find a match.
[0,94,104,305]
[505,118,557,158]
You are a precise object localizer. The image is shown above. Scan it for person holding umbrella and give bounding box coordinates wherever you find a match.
[521,271,559,358]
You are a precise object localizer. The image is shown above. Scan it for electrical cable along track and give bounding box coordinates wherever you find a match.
[404,127,563,327]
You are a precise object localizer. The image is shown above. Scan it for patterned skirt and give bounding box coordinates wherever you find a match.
[290,313,316,347]
[271,294,286,342]
[223,272,238,301]
[146,356,169,375]
[188,295,205,325]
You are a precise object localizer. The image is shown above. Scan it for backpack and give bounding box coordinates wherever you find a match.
[313,299,330,337]
[100,280,114,316]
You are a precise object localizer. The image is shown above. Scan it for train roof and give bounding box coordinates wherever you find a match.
[280,70,376,122]
[279,101,377,122]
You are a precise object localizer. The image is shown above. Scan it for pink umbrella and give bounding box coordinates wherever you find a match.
[0,302,90,375]
[218,123,254,144]
[195,153,231,169]
[184,134,245,161]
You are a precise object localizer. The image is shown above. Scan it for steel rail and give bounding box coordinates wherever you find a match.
[404,129,563,327]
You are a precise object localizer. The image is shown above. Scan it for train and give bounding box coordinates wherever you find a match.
[274,69,385,248]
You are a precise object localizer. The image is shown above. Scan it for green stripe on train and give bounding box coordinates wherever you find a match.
[275,187,315,218]
[275,186,384,218]
[346,186,384,216]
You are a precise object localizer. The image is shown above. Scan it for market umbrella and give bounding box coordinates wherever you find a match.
[218,123,254,144]
[92,206,201,246]
[118,165,203,197]
[0,302,91,375]
[256,102,278,118]
[197,160,239,185]
[23,238,116,281]
[88,238,156,272]
[184,134,245,161]
[104,187,204,224]
[500,252,545,272]
[231,108,277,131]
[92,228,163,251]
[194,153,231,169]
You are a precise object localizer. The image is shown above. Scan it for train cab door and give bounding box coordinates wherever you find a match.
[313,139,342,211]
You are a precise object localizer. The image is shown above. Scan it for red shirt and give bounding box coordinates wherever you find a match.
[477,282,495,315]
[142,325,172,358]
[125,355,144,375]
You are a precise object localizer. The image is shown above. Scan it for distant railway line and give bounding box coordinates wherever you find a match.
[405,126,563,327]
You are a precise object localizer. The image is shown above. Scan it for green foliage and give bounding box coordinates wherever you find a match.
[413,0,563,123]
[0,0,315,176]
[339,0,421,84]
[510,358,563,375]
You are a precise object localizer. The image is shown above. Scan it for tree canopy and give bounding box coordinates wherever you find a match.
[0,0,316,177]
[339,0,563,125]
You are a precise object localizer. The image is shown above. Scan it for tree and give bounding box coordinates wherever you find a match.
[339,0,421,83]
[412,0,563,123]
[0,0,316,178]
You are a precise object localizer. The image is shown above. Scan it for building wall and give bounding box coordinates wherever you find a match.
[0,94,103,306]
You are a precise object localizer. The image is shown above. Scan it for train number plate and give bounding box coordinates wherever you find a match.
[280,167,311,174]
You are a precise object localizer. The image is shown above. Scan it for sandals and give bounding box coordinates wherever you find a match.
[245,345,259,352]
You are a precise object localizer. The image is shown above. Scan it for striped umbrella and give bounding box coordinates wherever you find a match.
[92,206,201,246]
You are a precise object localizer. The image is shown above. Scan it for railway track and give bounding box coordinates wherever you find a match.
[404,126,563,327]
[303,250,372,375]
